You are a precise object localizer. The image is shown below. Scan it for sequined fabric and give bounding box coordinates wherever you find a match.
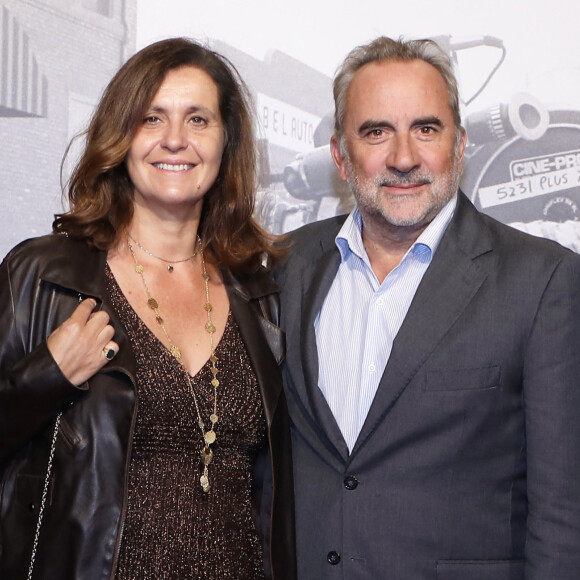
[106,267,267,579]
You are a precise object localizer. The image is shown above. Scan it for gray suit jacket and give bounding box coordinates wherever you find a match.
[274,191,580,580]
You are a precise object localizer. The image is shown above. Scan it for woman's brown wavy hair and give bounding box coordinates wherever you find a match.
[54,37,280,271]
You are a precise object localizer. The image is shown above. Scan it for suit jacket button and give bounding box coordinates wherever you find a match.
[327,551,341,565]
[344,475,358,490]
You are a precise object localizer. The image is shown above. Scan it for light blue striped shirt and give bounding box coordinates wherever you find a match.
[315,196,457,452]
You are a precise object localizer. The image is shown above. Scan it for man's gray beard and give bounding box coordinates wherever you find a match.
[345,160,462,228]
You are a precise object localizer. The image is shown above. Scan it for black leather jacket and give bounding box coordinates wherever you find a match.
[0,234,296,580]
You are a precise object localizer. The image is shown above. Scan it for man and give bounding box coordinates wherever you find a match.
[274,36,580,579]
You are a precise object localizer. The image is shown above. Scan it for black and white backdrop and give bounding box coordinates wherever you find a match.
[2,0,580,257]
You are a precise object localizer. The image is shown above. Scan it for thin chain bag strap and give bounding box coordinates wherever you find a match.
[27,412,62,580]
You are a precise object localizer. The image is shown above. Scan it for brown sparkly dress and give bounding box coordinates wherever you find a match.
[106,267,267,580]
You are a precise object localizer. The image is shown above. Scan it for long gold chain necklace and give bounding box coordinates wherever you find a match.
[128,237,219,493]
[127,233,200,272]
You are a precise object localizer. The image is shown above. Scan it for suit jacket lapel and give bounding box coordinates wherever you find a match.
[299,245,351,458]
[351,192,493,456]
[278,231,348,461]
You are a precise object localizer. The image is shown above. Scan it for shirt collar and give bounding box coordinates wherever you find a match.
[336,194,457,264]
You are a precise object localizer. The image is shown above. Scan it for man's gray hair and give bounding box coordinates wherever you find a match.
[333,36,463,148]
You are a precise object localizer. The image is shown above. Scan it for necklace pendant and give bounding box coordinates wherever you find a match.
[201,445,213,466]
[200,467,210,493]
[167,264,174,272]
[204,429,216,445]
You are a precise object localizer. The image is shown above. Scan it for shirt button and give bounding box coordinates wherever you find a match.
[376,297,384,305]
[327,551,341,565]
[344,475,359,490]
[369,364,376,372]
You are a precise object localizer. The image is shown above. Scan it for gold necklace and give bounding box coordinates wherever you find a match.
[128,237,219,493]
[127,233,200,272]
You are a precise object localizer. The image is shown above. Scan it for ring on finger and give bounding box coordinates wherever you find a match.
[103,346,116,360]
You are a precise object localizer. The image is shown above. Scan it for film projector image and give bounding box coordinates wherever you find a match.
[259,36,580,253]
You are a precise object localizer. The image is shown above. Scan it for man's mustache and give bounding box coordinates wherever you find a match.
[375,170,433,188]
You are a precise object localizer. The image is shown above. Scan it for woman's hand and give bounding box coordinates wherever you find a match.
[46,298,118,386]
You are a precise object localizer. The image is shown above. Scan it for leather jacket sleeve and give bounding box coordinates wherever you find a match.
[0,249,82,464]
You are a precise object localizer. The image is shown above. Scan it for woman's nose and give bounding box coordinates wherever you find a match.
[161,122,188,152]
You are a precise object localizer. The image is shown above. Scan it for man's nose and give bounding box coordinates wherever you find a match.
[387,134,420,173]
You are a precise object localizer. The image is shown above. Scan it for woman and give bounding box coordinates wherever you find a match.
[0,38,295,580]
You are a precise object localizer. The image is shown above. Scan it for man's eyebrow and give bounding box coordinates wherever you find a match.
[357,119,395,134]
[412,116,443,128]
[357,116,444,135]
